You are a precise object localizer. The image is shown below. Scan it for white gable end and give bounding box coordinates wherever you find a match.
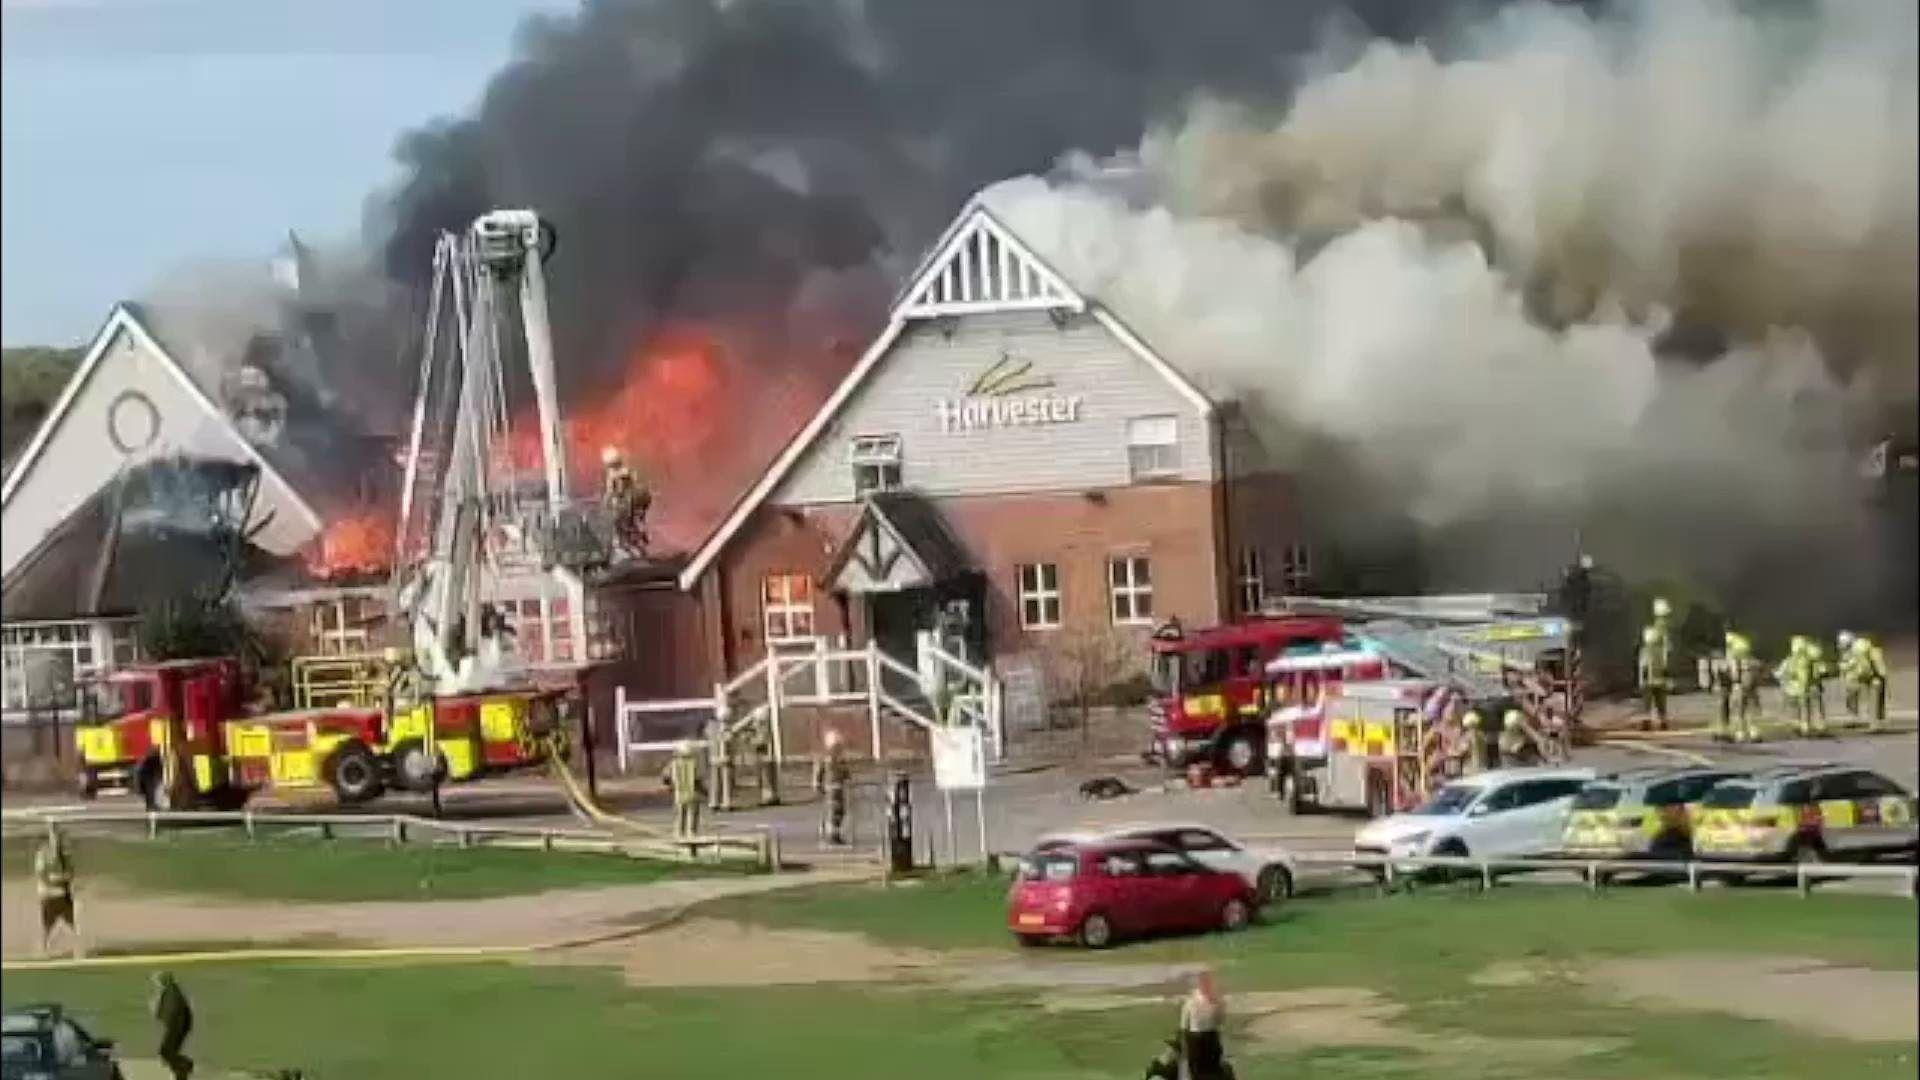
[1,306,323,580]
[898,205,1086,318]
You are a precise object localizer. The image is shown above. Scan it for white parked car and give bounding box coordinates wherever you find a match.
[1353,766,1595,866]
[1036,823,1298,902]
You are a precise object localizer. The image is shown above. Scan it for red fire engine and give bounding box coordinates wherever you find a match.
[1147,616,1385,773]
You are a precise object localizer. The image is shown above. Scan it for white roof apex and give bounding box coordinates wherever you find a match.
[895,200,1085,319]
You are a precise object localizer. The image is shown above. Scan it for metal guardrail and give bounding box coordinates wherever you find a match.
[1292,851,1919,898]
[2,806,778,869]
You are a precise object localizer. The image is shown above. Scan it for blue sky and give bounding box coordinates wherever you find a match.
[2,0,576,346]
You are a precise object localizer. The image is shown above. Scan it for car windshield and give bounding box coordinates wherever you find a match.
[1572,785,1622,810]
[1701,784,1758,809]
[1018,853,1078,882]
[1410,784,1482,816]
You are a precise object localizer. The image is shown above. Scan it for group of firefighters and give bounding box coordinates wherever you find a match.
[661,725,853,845]
[1417,704,1557,783]
[1635,597,1892,741]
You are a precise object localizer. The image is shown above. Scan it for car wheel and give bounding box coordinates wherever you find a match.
[1220,897,1252,932]
[1219,731,1262,776]
[1077,912,1114,949]
[325,742,385,805]
[135,756,163,811]
[1257,865,1294,904]
[1432,838,1470,882]
[1792,839,1826,865]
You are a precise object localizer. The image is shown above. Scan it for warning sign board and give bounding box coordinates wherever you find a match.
[931,725,986,791]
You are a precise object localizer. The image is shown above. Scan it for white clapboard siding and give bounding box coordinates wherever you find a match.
[774,310,1214,506]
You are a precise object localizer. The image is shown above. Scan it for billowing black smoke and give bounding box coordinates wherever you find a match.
[368,0,1525,400]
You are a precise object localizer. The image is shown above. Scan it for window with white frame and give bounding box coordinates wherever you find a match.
[1109,556,1154,625]
[762,573,817,642]
[308,597,373,657]
[1016,563,1062,630]
[850,434,902,497]
[1280,543,1312,593]
[1237,548,1266,614]
[1,621,103,713]
[497,595,579,665]
[1126,415,1179,481]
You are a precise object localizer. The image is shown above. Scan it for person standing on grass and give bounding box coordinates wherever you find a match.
[34,826,80,959]
[151,970,194,1079]
[1178,969,1232,1079]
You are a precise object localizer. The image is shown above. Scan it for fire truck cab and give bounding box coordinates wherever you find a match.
[75,659,247,805]
[1147,616,1358,773]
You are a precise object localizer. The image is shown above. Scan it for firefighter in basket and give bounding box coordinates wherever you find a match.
[601,446,652,558]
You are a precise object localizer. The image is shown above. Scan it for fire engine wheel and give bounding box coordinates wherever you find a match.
[325,743,385,805]
[390,739,446,791]
[76,768,99,801]
[1218,731,1263,776]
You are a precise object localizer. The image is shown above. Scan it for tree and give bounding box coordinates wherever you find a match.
[2,346,83,466]
[1049,625,1135,743]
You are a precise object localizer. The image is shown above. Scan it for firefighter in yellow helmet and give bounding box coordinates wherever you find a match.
[1496,709,1535,767]
[1459,711,1489,774]
[1804,640,1831,737]
[814,729,852,845]
[1726,631,1762,743]
[662,740,704,838]
[1776,637,1816,738]
[1848,635,1890,731]
[1636,625,1671,732]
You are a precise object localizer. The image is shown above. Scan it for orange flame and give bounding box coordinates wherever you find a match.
[306,511,395,579]
[499,319,849,552]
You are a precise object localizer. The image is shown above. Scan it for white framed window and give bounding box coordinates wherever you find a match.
[1,621,107,713]
[1280,543,1312,593]
[1016,563,1062,630]
[309,597,373,657]
[1237,548,1266,614]
[851,434,902,497]
[1126,415,1179,481]
[1108,556,1154,625]
[762,572,817,642]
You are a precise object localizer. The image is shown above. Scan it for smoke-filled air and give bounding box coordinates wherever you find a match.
[134,0,1914,626]
[985,0,1917,627]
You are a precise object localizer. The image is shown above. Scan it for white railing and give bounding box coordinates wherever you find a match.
[613,638,1003,771]
[3,806,778,868]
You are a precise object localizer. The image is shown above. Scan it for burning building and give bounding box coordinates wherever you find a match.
[673,198,1308,685]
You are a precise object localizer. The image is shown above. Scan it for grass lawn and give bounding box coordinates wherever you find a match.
[0,831,749,902]
[4,872,1913,1077]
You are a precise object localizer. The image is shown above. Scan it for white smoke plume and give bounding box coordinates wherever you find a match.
[983,0,1915,625]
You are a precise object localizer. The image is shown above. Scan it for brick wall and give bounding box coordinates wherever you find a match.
[711,480,1230,680]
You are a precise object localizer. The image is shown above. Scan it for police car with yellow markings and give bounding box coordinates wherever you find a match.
[1561,765,1747,862]
[1692,763,1918,866]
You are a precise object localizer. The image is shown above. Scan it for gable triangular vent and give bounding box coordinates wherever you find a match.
[897,205,1086,319]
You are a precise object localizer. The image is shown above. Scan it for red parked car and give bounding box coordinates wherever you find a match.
[1007,839,1258,949]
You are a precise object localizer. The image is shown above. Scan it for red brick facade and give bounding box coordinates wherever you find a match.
[700,473,1296,679]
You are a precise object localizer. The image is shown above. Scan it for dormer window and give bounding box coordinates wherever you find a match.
[851,434,902,497]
